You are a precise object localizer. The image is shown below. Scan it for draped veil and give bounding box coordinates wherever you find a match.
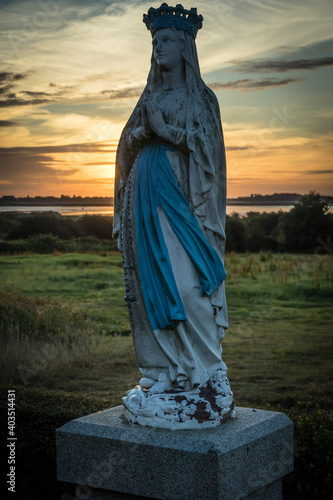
[114,30,228,333]
[113,29,228,388]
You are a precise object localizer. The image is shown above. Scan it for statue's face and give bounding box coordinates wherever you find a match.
[152,28,183,70]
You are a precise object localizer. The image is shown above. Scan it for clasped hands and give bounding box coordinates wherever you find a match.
[139,94,168,140]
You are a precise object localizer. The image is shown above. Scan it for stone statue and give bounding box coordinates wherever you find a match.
[113,3,234,429]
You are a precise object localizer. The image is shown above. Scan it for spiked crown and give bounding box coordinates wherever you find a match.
[143,3,203,38]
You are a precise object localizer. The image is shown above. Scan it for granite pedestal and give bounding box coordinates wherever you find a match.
[57,406,293,500]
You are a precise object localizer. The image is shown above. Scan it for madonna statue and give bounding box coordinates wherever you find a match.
[113,3,235,429]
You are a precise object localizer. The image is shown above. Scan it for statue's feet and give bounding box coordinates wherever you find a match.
[139,377,156,389]
[122,368,235,430]
[144,373,172,394]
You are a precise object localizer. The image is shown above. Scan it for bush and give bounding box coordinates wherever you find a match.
[78,215,113,240]
[0,212,21,236]
[0,235,118,254]
[7,213,80,240]
[0,292,97,385]
[225,193,333,253]
[2,213,114,242]
[27,233,63,253]
[284,405,333,499]
[0,386,113,500]
[279,192,333,252]
[226,215,247,252]
[226,212,281,252]
[0,292,89,342]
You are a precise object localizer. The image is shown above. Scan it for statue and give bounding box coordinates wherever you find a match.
[113,3,235,429]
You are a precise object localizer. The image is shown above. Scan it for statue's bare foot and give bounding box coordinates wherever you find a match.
[147,373,172,393]
[139,377,156,389]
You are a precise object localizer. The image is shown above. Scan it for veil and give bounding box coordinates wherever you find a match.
[113,30,227,327]
[114,30,226,249]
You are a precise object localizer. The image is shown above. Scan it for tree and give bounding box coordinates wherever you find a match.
[279,192,332,252]
[78,215,113,240]
[226,215,246,252]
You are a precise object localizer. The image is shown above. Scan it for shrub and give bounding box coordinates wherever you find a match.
[8,213,80,240]
[78,215,113,240]
[284,405,333,499]
[226,215,247,252]
[5,213,115,242]
[0,292,97,385]
[0,386,113,500]
[279,192,333,252]
[0,235,118,254]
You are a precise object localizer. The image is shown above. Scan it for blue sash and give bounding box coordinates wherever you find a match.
[134,141,226,331]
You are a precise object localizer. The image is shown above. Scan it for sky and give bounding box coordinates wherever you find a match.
[0,0,332,198]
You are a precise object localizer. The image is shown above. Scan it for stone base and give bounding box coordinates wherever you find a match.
[57,406,293,500]
[75,479,282,500]
[76,487,149,499]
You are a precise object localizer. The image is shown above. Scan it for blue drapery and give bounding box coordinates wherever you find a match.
[134,142,226,331]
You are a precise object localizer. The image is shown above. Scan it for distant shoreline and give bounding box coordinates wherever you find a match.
[227,200,300,206]
[1,194,332,208]
[0,199,301,207]
[0,201,114,207]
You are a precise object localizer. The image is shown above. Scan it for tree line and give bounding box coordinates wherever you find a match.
[226,193,332,253]
[0,193,331,254]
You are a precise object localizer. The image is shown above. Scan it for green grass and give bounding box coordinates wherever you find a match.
[0,251,332,409]
[0,250,332,499]
[0,252,130,335]
[223,252,333,410]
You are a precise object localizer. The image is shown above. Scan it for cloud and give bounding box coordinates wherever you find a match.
[0,154,78,179]
[0,71,28,97]
[209,78,304,92]
[0,142,116,155]
[0,97,52,107]
[0,120,18,127]
[0,141,116,191]
[0,70,54,107]
[0,151,113,196]
[0,73,77,107]
[0,71,27,84]
[226,146,253,151]
[84,161,114,166]
[20,90,52,97]
[233,57,333,73]
[0,67,143,107]
[304,169,333,175]
[99,86,144,100]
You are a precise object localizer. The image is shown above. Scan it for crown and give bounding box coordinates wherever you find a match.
[143,3,203,38]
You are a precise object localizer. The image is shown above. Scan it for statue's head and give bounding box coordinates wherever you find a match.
[151,28,184,70]
[144,4,203,71]
[143,3,203,38]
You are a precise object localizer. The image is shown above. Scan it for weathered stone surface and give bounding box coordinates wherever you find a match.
[57,406,293,500]
[122,368,235,430]
[76,480,282,500]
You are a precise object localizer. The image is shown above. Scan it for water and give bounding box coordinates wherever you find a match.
[226,205,294,216]
[0,206,114,216]
[0,205,295,216]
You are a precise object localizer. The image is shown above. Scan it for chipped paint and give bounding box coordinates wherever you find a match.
[122,368,235,430]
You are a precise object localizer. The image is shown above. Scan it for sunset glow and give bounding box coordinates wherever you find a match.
[0,0,332,198]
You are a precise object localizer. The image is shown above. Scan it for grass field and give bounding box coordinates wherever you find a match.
[1,250,332,409]
[0,250,332,499]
